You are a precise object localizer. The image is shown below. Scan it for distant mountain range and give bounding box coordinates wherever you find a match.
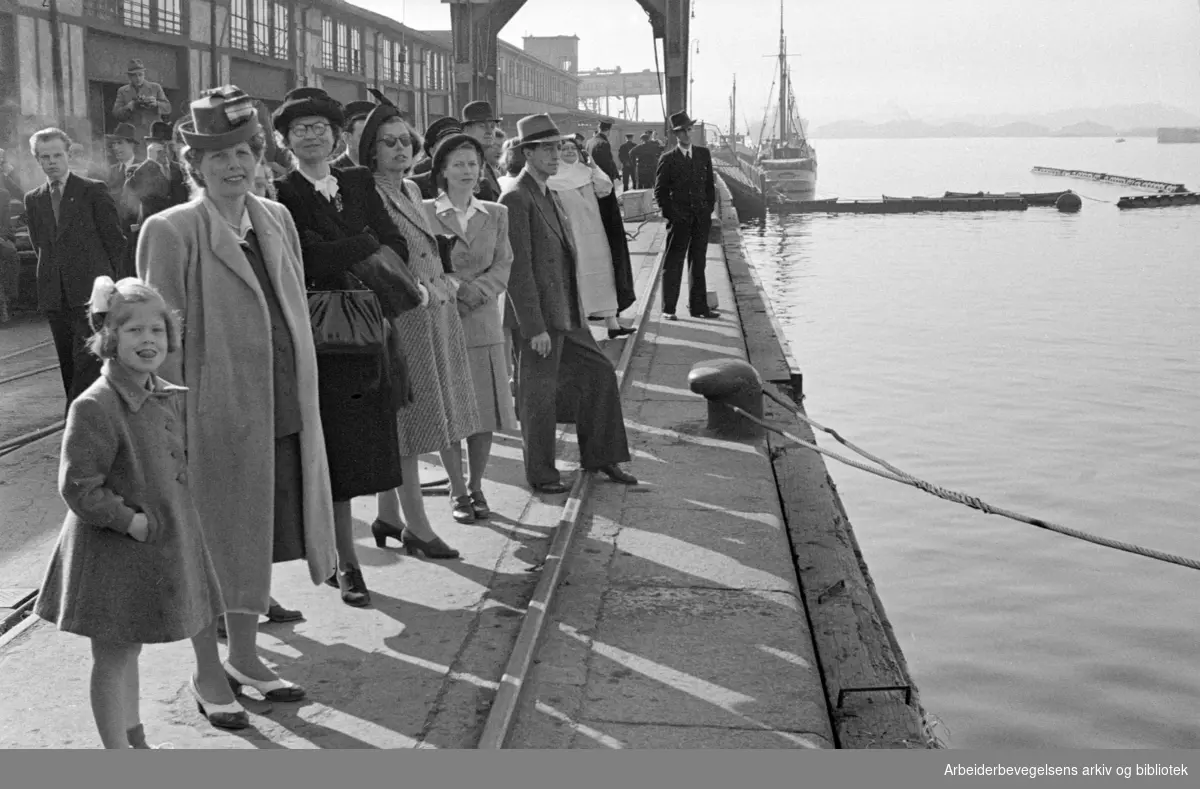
[812,104,1200,140]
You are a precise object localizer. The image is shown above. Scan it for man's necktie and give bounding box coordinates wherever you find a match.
[50,181,62,224]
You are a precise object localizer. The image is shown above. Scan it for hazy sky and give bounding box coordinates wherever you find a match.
[352,0,1200,129]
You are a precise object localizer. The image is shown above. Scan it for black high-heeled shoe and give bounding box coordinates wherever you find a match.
[400,527,461,560]
[371,517,406,548]
[327,566,370,607]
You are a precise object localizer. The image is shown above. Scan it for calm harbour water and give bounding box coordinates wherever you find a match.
[739,137,1200,749]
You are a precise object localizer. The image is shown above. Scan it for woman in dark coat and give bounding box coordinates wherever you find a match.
[272,87,408,607]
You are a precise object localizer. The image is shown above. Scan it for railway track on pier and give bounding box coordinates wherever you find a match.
[0,336,64,458]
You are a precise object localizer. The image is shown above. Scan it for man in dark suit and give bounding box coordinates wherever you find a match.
[499,114,636,494]
[105,122,142,261]
[330,100,377,170]
[25,128,126,405]
[618,133,636,191]
[585,119,620,184]
[630,131,657,189]
[124,121,190,277]
[653,111,719,321]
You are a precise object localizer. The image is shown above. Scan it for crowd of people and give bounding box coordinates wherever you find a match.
[10,78,719,748]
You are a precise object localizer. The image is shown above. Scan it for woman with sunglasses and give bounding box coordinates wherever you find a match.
[360,103,480,559]
[271,88,411,607]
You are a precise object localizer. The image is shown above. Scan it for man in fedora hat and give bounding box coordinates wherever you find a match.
[24,127,126,405]
[330,99,378,170]
[499,113,637,494]
[409,116,463,199]
[653,110,718,321]
[112,58,171,142]
[460,101,503,201]
[618,132,636,191]
[128,121,189,223]
[584,118,620,184]
[105,122,143,259]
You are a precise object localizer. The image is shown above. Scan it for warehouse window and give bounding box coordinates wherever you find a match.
[322,17,335,70]
[84,0,183,35]
[231,0,289,59]
[350,28,363,73]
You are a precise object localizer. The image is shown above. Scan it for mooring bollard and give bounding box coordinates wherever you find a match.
[687,358,765,440]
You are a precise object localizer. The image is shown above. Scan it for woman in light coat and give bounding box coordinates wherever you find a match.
[423,133,515,522]
[549,137,635,340]
[137,87,336,729]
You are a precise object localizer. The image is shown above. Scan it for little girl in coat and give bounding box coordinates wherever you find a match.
[33,276,223,749]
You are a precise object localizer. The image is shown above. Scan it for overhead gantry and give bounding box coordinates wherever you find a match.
[443,0,690,129]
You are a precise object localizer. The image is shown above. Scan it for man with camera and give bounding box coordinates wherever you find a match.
[112,59,172,143]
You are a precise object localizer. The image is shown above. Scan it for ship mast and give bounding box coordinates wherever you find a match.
[777,2,787,144]
[730,75,737,144]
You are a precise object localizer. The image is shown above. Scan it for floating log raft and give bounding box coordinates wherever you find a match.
[944,190,1072,206]
[1031,167,1189,193]
[777,196,1027,214]
[1116,192,1200,209]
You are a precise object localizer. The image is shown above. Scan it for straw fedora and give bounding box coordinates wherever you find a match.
[177,86,261,150]
[513,114,563,146]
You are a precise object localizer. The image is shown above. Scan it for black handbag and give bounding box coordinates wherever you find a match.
[307,271,388,355]
[350,244,423,319]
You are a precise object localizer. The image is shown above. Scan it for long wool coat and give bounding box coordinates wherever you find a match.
[137,194,336,614]
[376,177,480,456]
[34,361,224,643]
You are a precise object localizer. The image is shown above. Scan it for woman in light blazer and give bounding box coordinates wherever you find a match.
[423,133,515,522]
[137,88,336,730]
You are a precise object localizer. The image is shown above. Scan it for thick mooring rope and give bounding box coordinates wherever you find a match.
[731,386,1200,572]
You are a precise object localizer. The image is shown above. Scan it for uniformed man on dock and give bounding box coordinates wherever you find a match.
[585,119,620,184]
[618,133,636,191]
[630,131,658,189]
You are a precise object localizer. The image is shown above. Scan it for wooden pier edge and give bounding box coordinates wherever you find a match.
[714,177,941,749]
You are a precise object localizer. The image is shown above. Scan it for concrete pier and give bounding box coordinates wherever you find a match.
[0,181,931,749]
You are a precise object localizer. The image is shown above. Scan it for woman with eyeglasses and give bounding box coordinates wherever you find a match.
[271,88,411,607]
[360,103,480,559]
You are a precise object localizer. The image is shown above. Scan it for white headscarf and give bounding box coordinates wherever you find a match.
[546,159,594,192]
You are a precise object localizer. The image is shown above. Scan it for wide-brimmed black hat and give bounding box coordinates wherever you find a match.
[669,110,695,132]
[271,87,345,136]
[422,116,464,157]
[178,85,261,150]
[144,121,173,143]
[358,103,404,171]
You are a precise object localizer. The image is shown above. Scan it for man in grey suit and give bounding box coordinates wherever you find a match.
[25,128,127,406]
[499,114,637,494]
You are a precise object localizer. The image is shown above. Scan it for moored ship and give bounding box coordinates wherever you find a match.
[757,2,817,203]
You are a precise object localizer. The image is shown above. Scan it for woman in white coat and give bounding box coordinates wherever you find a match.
[548,138,635,340]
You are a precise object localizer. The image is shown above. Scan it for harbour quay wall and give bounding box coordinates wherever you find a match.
[713,176,940,749]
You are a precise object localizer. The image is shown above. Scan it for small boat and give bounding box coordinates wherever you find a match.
[944,190,1072,206]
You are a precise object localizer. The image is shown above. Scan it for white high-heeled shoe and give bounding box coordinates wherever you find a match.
[223,660,306,702]
[189,676,249,730]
